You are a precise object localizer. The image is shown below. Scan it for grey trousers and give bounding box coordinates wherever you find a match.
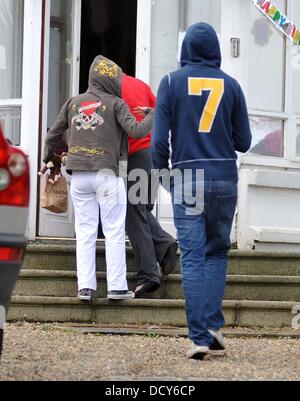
[126,148,174,285]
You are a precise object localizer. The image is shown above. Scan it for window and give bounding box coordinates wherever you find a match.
[0,0,23,99]
[292,0,300,157]
[296,122,300,156]
[47,0,73,128]
[0,106,21,145]
[292,45,300,116]
[246,0,287,158]
[0,0,24,145]
[247,0,286,113]
[249,117,284,158]
[150,0,221,92]
[291,1,300,115]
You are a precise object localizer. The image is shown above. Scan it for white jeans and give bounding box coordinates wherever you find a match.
[70,171,128,292]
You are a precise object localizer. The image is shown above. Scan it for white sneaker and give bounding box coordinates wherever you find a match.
[77,289,95,301]
[186,342,210,360]
[208,329,226,351]
[107,290,135,300]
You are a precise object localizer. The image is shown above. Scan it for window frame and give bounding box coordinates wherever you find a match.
[289,0,300,162]
[241,0,300,167]
[0,0,25,146]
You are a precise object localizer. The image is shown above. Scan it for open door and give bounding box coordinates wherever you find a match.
[39,0,81,237]
[79,0,137,92]
[39,0,138,238]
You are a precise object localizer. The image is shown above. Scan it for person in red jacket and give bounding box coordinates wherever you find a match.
[122,73,178,297]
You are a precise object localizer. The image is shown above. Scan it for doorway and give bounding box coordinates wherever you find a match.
[39,0,138,238]
[79,0,137,93]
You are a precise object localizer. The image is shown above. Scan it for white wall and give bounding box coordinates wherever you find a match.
[238,169,300,251]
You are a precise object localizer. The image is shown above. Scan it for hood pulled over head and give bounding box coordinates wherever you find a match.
[88,55,122,97]
[180,22,221,68]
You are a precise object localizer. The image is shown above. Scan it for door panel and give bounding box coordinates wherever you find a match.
[39,0,81,237]
[149,0,235,238]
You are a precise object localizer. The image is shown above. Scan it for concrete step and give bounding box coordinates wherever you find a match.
[55,324,300,339]
[23,244,300,276]
[14,270,300,302]
[8,296,296,328]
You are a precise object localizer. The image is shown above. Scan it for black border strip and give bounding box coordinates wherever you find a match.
[0,235,28,248]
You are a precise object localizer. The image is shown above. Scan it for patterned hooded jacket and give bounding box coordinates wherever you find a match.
[43,56,154,175]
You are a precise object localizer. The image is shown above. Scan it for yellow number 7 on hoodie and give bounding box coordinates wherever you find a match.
[188,78,224,133]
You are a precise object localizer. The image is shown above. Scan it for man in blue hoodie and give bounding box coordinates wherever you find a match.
[152,23,252,359]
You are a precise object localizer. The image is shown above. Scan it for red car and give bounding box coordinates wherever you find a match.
[0,126,30,357]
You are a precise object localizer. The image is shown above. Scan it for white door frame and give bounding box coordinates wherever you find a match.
[136,0,152,84]
[71,0,82,97]
[21,0,43,241]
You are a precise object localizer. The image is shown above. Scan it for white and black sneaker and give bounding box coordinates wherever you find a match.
[186,342,210,360]
[107,290,135,300]
[208,329,226,351]
[77,288,95,302]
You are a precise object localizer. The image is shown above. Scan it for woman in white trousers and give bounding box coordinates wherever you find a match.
[43,56,154,301]
[71,170,130,300]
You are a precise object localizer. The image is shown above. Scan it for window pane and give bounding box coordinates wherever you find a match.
[47,0,73,128]
[291,1,300,115]
[249,117,284,158]
[0,106,21,145]
[0,0,24,99]
[296,122,300,157]
[150,0,221,92]
[247,0,286,112]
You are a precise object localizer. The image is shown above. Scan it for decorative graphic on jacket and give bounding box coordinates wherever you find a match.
[94,60,119,78]
[69,146,105,157]
[71,101,106,131]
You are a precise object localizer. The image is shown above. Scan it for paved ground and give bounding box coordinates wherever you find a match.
[0,323,299,381]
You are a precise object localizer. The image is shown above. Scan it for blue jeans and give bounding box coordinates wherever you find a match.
[172,180,238,347]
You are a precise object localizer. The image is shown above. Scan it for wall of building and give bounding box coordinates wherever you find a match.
[1,0,300,248]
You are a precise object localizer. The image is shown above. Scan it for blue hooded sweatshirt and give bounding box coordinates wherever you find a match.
[152,23,252,180]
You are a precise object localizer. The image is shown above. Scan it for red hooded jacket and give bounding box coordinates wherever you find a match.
[122,73,156,157]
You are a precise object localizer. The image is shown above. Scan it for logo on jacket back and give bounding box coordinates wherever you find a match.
[72,101,106,131]
[95,60,119,79]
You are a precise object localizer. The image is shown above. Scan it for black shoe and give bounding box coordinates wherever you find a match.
[134,281,160,298]
[161,242,178,275]
[208,330,226,351]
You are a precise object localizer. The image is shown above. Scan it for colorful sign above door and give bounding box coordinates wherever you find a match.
[252,0,300,45]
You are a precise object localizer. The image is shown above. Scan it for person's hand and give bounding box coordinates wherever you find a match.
[134,106,150,116]
[61,152,68,166]
[38,154,62,185]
